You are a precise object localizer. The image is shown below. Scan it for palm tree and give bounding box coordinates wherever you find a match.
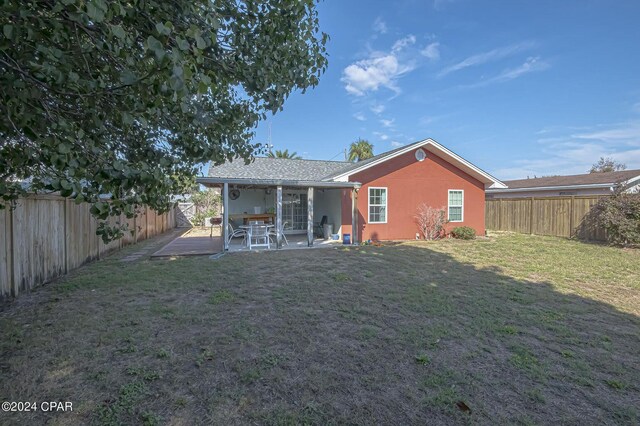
[348,138,374,162]
[267,149,301,159]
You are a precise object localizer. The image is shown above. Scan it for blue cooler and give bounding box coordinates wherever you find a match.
[343,233,351,245]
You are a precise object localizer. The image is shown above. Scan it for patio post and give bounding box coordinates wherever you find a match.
[276,185,283,249]
[307,187,314,247]
[351,188,359,245]
[222,182,229,251]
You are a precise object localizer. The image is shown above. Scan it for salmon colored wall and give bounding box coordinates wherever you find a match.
[341,148,486,241]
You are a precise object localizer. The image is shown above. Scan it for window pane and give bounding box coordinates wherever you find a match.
[449,191,462,205]
[449,206,462,221]
[378,206,386,222]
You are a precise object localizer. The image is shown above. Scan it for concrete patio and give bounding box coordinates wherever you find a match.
[151,227,343,257]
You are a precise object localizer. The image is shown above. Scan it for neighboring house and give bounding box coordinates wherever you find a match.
[197,138,505,248]
[486,169,640,199]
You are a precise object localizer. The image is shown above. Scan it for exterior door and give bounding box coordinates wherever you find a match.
[282,191,308,232]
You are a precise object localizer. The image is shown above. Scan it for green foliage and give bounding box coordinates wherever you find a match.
[0,0,328,241]
[348,138,374,162]
[190,188,220,226]
[593,191,640,245]
[451,226,476,240]
[589,157,626,173]
[267,149,301,159]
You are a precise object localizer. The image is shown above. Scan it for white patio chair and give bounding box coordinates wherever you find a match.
[269,221,288,245]
[247,224,270,250]
[227,223,247,246]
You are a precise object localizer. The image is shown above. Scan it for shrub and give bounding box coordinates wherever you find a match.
[592,190,640,245]
[414,204,447,240]
[451,226,476,240]
[190,188,221,226]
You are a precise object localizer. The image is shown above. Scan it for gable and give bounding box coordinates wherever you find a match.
[349,147,485,190]
[329,138,505,189]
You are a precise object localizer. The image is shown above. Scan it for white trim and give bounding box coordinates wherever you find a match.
[368,186,388,224]
[621,174,640,189]
[448,189,464,222]
[329,138,506,188]
[486,183,614,193]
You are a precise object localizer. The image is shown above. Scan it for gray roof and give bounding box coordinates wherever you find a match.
[501,169,640,189]
[322,140,425,180]
[207,157,352,182]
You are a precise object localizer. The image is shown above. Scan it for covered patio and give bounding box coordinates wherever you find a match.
[196,177,361,251]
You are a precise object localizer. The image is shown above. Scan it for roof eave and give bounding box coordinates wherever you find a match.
[486,183,615,193]
[196,177,361,189]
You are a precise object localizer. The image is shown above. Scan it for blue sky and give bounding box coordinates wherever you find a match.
[249,0,640,180]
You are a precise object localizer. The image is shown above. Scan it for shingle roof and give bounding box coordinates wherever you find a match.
[321,141,423,180]
[502,169,640,189]
[207,157,352,181]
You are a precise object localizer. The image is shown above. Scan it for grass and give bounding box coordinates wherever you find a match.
[0,232,639,424]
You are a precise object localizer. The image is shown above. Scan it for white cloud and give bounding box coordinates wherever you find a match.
[392,35,416,52]
[421,42,440,61]
[497,57,549,81]
[374,131,389,141]
[493,122,640,180]
[380,118,395,128]
[391,140,403,147]
[438,41,536,77]
[342,36,417,96]
[370,103,385,114]
[353,112,366,121]
[372,17,387,34]
[462,57,550,88]
[572,123,640,142]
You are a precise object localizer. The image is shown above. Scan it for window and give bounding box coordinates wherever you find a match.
[448,190,463,222]
[368,187,387,223]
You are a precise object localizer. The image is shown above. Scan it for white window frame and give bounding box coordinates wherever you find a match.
[448,189,464,222]
[368,187,388,224]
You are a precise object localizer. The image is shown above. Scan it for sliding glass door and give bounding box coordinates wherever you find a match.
[282,191,308,232]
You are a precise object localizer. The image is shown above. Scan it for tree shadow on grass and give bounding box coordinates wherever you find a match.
[0,241,638,425]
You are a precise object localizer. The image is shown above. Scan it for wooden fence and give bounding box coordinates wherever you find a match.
[1,194,176,299]
[485,196,606,241]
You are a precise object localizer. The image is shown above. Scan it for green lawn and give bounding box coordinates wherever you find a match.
[1,233,639,425]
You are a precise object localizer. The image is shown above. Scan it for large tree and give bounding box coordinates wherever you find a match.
[590,157,627,173]
[0,0,327,241]
[267,148,301,159]
[348,138,374,162]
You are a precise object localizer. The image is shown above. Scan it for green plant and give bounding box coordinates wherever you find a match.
[451,226,476,240]
[415,354,431,365]
[348,138,374,162]
[592,190,640,245]
[0,0,328,242]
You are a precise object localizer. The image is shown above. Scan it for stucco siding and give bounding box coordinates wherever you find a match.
[342,148,486,241]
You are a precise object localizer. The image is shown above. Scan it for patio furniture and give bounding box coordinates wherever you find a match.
[246,224,271,250]
[227,223,247,246]
[314,215,328,237]
[269,221,288,246]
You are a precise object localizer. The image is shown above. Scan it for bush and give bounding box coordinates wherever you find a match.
[451,226,476,240]
[190,188,221,226]
[592,191,640,245]
[414,204,447,240]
